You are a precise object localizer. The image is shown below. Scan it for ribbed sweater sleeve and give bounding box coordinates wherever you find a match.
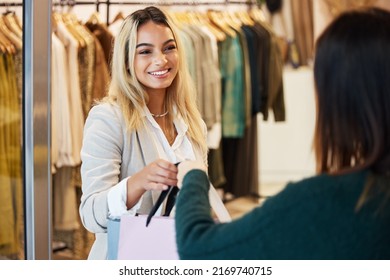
[175,170,214,259]
[175,169,390,260]
[175,169,267,259]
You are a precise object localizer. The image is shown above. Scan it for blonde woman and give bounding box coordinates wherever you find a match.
[79,6,207,260]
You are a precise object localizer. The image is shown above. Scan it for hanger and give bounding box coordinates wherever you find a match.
[236,10,255,26]
[62,13,86,48]
[1,2,22,39]
[0,16,21,51]
[249,5,267,23]
[207,10,236,38]
[223,11,241,31]
[5,1,22,30]
[51,12,59,31]
[2,1,13,16]
[196,12,226,42]
[52,11,63,28]
[66,0,75,14]
[175,11,190,25]
[12,13,22,30]
[0,22,16,54]
[87,11,103,25]
[4,13,22,39]
[185,10,202,25]
[166,11,182,29]
[110,11,124,25]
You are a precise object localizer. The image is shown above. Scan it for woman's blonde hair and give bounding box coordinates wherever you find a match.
[105,6,207,155]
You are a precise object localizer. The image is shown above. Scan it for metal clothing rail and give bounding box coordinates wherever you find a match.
[105,0,252,5]
[0,1,103,10]
[0,1,104,6]
[1,1,257,24]
[104,0,257,25]
[0,2,22,6]
[57,0,106,12]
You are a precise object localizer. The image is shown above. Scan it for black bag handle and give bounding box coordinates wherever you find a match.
[146,162,180,226]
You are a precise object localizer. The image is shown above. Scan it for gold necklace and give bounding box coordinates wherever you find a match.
[151,111,168,118]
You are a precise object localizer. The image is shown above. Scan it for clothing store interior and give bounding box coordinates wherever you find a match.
[1,0,388,260]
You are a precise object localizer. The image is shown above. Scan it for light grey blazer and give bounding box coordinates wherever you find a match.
[79,102,206,259]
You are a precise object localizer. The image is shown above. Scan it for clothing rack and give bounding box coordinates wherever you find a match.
[104,0,257,26]
[57,1,106,12]
[0,3,22,7]
[0,1,103,10]
[1,0,258,25]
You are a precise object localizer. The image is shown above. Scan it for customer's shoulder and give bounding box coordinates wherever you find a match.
[261,172,366,215]
[282,171,367,197]
[289,171,366,187]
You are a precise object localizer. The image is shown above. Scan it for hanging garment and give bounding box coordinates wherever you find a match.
[85,19,115,69]
[291,0,314,66]
[218,34,246,138]
[55,19,84,166]
[0,52,23,256]
[90,38,110,103]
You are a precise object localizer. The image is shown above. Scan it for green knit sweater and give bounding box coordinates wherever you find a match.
[175,169,390,259]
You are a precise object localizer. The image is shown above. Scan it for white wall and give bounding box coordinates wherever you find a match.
[258,67,316,196]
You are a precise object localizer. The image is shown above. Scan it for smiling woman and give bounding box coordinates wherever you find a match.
[133,21,180,145]
[78,6,208,260]
[134,21,179,108]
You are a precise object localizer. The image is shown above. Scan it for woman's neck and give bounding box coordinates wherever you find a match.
[147,90,167,115]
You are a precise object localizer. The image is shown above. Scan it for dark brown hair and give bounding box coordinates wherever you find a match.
[313,7,390,208]
[314,7,390,176]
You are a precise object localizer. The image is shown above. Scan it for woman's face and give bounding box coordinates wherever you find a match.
[134,21,179,95]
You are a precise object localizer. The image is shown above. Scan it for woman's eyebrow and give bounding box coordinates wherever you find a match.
[136,43,153,48]
[136,39,175,49]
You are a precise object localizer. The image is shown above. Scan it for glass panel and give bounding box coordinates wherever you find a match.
[0,3,24,260]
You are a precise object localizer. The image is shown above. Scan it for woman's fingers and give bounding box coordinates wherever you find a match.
[140,159,178,190]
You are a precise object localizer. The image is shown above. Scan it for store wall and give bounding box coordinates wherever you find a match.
[258,67,316,196]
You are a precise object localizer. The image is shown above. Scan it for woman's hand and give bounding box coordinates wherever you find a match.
[177,160,207,188]
[126,159,178,209]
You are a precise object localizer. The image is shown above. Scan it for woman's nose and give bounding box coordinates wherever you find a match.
[154,52,167,66]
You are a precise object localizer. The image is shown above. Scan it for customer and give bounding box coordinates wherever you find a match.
[79,6,207,260]
[175,7,390,260]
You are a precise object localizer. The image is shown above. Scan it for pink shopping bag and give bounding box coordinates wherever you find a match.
[117,215,179,260]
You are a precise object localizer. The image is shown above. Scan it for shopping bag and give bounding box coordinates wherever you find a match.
[117,215,178,260]
[107,218,121,260]
[114,186,179,260]
[107,182,231,260]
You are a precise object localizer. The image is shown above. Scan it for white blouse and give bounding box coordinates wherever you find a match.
[107,106,196,219]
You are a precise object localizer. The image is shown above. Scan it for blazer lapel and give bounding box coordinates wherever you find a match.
[136,128,157,166]
[135,128,163,204]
